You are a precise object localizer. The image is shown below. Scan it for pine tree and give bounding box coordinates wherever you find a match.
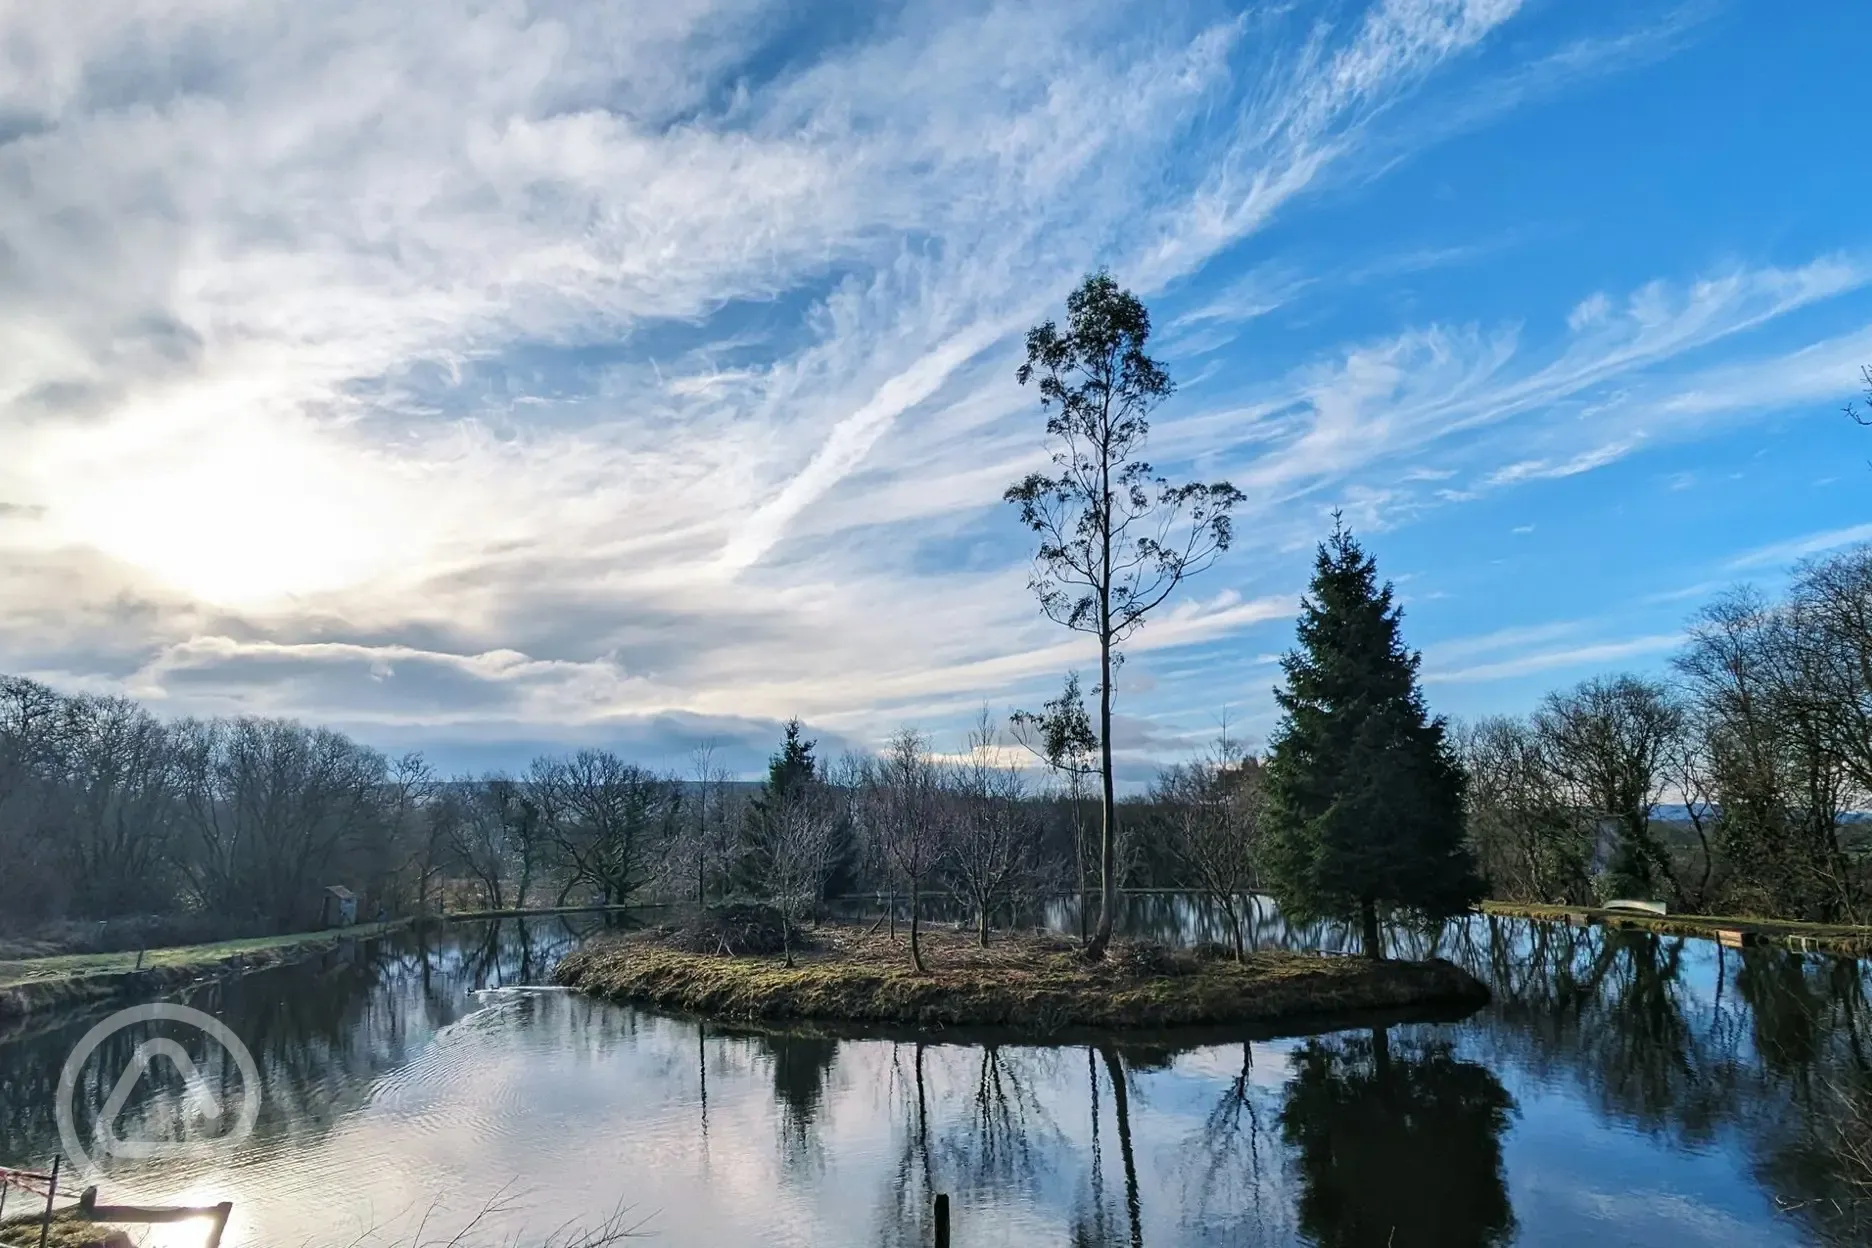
[1263,518,1481,959]
[736,720,819,895]
[740,719,857,902]
[764,719,818,798]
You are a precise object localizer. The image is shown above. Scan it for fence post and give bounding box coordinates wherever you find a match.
[37,1155,59,1248]
[934,1192,950,1248]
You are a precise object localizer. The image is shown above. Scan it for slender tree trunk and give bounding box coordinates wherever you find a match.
[1371,1025,1391,1080]
[889,882,897,939]
[1090,627,1117,960]
[1360,896,1384,961]
[1686,808,1713,912]
[915,1042,930,1180]
[909,877,926,973]
[1087,1046,1108,1241]
[698,1022,709,1137]
[1075,803,1090,945]
[978,902,989,947]
[1099,1046,1143,1248]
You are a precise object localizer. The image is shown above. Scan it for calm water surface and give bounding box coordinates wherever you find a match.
[0,900,1866,1247]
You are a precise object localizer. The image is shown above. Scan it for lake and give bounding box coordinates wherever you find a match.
[0,898,1866,1247]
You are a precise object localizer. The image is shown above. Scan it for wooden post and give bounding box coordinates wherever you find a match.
[37,1155,59,1248]
[934,1193,950,1248]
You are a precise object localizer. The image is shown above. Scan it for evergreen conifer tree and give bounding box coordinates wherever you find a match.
[763,719,818,799]
[1263,518,1481,958]
[740,719,858,900]
[736,720,818,895]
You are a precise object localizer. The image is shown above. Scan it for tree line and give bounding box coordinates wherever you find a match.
[0,510,1470,970]
[1462,544,1872,923]
[0,680,1098,952]
[3,272,1860,957]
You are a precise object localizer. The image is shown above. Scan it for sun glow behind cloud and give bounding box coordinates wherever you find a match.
[33,403,417,609]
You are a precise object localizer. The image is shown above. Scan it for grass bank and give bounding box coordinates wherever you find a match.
[0,919,411,1022]
[555,923,1489,1035]
[444,903,675,920]
[1,1215,96,1248]
[0,1212,134,1248]
[1481,900,1872,956]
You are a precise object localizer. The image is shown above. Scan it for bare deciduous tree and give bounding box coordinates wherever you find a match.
[445,775,545,913]
[1844,363,1872,426]
[1011,672,1099,944]
[1155,735,1265,960]
[755,773,843,966]
[1456,715,1594,905]
[672,741,737,905]
[383,752,444,916]
[948,709,1049,946]
[536,750,682,908]
[54,694,181,915]
[1533,675,1684,904]
[860,729,947,973]
[173,716,388,927]
[1677,583,1863,920]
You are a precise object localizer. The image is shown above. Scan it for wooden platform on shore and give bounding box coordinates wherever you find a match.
[1481,901,1872,957]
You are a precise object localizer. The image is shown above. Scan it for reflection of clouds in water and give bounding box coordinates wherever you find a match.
[0,916,1860,1246]
[1530,1185,1786,1248]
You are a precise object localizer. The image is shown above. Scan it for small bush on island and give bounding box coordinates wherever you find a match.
[651,903,808,958]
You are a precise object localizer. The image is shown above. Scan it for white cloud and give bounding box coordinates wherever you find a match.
[1725,522,1872,571]
[0,0,1551,760]
[1,0,1858,772]
[1424,632,1683,684]
[1568,291,1612,331]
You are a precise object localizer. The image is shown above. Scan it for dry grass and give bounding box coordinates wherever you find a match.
[0,1212,134,1248]
[554,923,1489,1034]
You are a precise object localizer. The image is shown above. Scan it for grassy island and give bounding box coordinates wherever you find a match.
[0,919,411,1024]
[554,921,1489,1035]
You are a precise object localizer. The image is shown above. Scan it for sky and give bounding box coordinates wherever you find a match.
[3,0,1871,783]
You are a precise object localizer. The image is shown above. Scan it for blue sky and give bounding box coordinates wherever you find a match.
[1,0,1869,781]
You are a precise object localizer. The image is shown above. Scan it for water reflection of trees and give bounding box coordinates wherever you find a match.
[1173,1043,1286,1247]
[873,1042,937,1248]
[21,905,1872,1247]
[1280,1028,1516,1248]
[937,1045,1064,1197]
[1089,900,1872,1245]
[1444,914,1872,1244]
[0,919,578,1172]
[752,1031,838,1171]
